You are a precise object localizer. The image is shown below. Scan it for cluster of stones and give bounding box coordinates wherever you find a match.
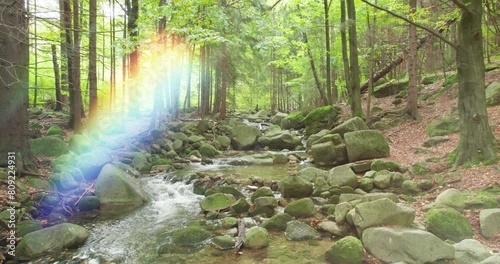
[176,157,500,264]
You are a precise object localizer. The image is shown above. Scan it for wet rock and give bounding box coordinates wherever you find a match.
[94,164,148,206]
[17,223,89,259]
[16,220,43,237]
[50,172,78,191]
[230,124,261,150]
[362,227,455,264]
[200,193,236,211]
[206,186,244,200]
[285,220,320,241]
[424,207,473,242]
[284,198,314,218]
[212,235,235,250]
[230,197,251,214]
[244,227,269,249]
[77,196,101,211]
[172,226,210,245]
[198,143,220,158]
[324,236,364,264]
[254,196,278,208]
[479,209,500,239]
[47,213,68,226]
[251,187,274,202]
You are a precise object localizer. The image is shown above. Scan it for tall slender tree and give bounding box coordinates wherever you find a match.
[126,0,140,117]
[405,0,420,120]
[88,0,98,120]
[347,0,363,117]
[323,0,333,104]
[0,0,34,168]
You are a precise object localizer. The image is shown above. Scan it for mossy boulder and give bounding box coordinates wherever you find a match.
[299,167,328,182]
[310,140,348,166]
[17,220,43,237]
[77,196,101,211]
[486,82,500,106]
[94,164,148,206]
[435,188,466,211]
[373,79,409,98]
[251,187,274,202]
[410,161,429,175]
[31,136,68,157]
[453,239,492,264]
[331,117,369,138]
[327,165,358,189]
[423,136,450,147]
[254,196,278,208]
[371,159,404,172]
[171,226,210,245]
[269,112,288,125]
[479,209,500,239]
[261,213,293,231]
[257,129,301,150]
[198,143,220,158]
[425,207,473,242]
[221,217,238,228]
[212,235,235,250]
[25,176,52,191]
[344,130,390,162]
[216,135,231,149]
[77,149,113,180]
[324,236,364,264]
[68,134,93,154]
[17,223,89,259]
[281,111,306,130]
[353,198,415,234]
[47,125,64,136]
[402,180,420,195]
[303,105,342,136]
[205,186,244,200]
[200,193,236,211]
[426,116,461,137]
[421,74,442,85]
[373,170,392,189]
[442,72,458,87]
[243,227,269,249]
[280,176,313,198]
[230,197,251,214]
[230,124,261,150]
[284,198,315,218]
[50,172,78,191]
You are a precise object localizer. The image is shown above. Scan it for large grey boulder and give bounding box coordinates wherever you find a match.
[331,117,369,138]
[299,167,328,182]
[435,188,466,211]
[454,239,492,264]
[257,129,301,150]
[76,149,113,180]
[316,221,348,237]
[285,220,320,241]
[479,209,500,239]
[31,136,68,157]
[230,124,261,150]
[327,165,358,189]
[362,227,455,264]
[344,130,390,162]
[310,140,348,166]
[94,164,148,206]
[486,81,500,106]
[17,223,89,259]
[479,255,500,264]
[284,198,314,218]
[269,112,288,125]
[353,198,415,234]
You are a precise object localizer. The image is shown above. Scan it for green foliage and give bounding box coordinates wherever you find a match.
[303,105,341,125]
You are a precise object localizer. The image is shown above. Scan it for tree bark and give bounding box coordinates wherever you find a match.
[126,0,140,117]
[88,0,98,120]
[302,31,328,106]
[220,42,228,120]
[184,44,195,111]
[323,0,332,105]
[0,0,34,168]
[347,0,363,117]
[454,0,496,166]
[340,0,351,99]
[405,0,420,120]
[52,45,63,111]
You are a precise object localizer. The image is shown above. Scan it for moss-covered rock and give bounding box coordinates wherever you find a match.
[94,164,148,206]
[251,187,274,202]
[327,165,358,189]
[77,196,101,211]
[285,220,320,241]
[303,105,342,136]
[281,111,306,130]
[17,223,89,259]
[230,124,261,150]
[261,213,293,231]
[31,136,68,157]
[344,130,390,162]
[371,159,404,172]
[331,117,369,138]
[479,209,500,239]
[254,196,278,208]
[47,125,64,136]
[243,227,269,249]
[216,135,231,149]
[211,235,235,250]
[171,226,210,245]
[421,74,442,85]
[486,81,500,106]
[373,79,409,98]
[435,188,466,211]
[257,129,302,150]
[68,134,93,154]
[50,172,78,191]
[426,116,461,137]
[17,220,43,237]
[200,193,236,211]
[198,143,220,158]
[425,207,473,242]
[205,186,243,200]
[402,180,420,195]
[284,198,314,218]
[230,197,251,214]
[410,161,429,175]
[324,236,364,264]
[280,176,313,198]
[373,170,392,189]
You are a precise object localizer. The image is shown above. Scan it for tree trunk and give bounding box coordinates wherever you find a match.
[52,45,63,111]
[347,0,363,117]
[89,0,98,120]
[454,0,496,166]
[220,42,228,120]
[271,50,277,114]
[405,0,420,120]
[302,31,328,106]
[200,45,209,117]
[340,0,351,99]
[0,0,34,168]
[126,0,140,117]
[170,35,182,119]
[59,0,68,97]
[184,44,195,111]
[323,0,332,105]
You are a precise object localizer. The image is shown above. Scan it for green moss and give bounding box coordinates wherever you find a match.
[424,207,473,242]
[324,236,364,264]
[303,105,341,125]
[285,111,307,122]
[171,226,210,245]
[426,116,461,137]
[200,193,236,211]
[441,72,458,88]
[464,190,499,209]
